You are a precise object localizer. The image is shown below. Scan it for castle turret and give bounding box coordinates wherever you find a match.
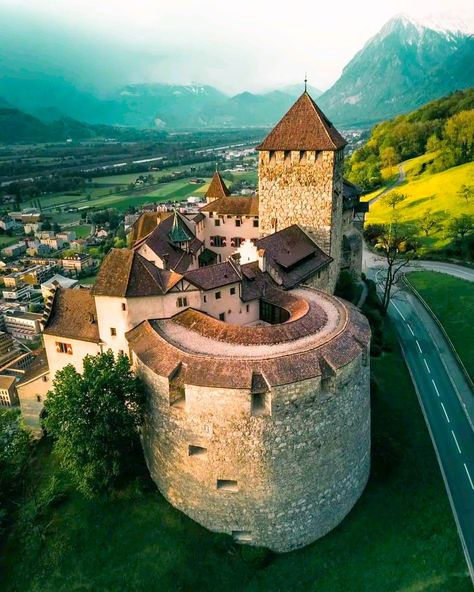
[256,92,346,292]
[205,171,231,204]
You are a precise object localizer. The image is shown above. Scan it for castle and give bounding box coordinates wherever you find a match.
[32,91,371,552]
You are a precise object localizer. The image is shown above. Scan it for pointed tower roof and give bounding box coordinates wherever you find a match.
[205,171,231,201]
[168,210,193,244]
[256,92,346,151]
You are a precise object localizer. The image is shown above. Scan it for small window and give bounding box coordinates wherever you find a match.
[217,479,239,492]
[177,297,188,308]
[214,219,221,227]
[215,291,221,300]
[230,287,236,295]
[42,375,48,382]
[121,303,126,311]
[203,295,207,303]
[36,395,41,402]
[235,219,241,227]
[188,445,207,458]
[253,219,259,228]
[56,342,72,355]
[219,312,225,321]
[251,392,270,416]
[110,327,117,336]
[119,349,124,355]
[246,304,249,313]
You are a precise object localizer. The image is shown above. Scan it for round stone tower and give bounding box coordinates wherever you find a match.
[127,287,370,552]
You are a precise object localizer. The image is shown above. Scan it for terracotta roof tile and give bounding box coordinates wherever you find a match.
[129,211,172,247]
[200,196,259,216]
[256,225,332,289]
[43,288,100,343]
[184,261,240,291]
[256,92,346,151]
[92,249,181,298]
[205,172,231,200]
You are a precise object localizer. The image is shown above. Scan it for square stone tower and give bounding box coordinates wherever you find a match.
[257,92,346,292]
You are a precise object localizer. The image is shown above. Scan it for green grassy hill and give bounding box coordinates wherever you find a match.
[365,159,474,250]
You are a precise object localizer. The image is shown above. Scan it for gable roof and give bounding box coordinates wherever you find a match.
[256,92,347,152]
[128,211,172,247]
[168,211,193,243]
[200,195,259,216]
[133,213,201,274]
[256,225,332,289]
[43,288,100,343]
[184,261,241,291]
[92,249,182,298]
[205,172,231,200]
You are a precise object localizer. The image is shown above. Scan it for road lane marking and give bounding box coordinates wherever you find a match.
[451,430,462,454]
[407,323,415,336]
[464,464,474,490]
[431,379,440,397]
[441,402,450,423]
[391,301,406,320]
[416,340,423,354]
[423,358,431,374]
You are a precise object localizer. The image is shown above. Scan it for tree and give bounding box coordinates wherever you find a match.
[381,191,407,210]
[374,221,418,312]
[457,184,473,204]
[446,214,474,241]
[380,146,399,174]
[418,208,443,236]
[44,351,145,497]
[0,409,32,523]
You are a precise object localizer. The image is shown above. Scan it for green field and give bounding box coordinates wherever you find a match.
[408,271,474,379]
[73,225,92,238]
[0,320,469,592]
[365,160,474,249]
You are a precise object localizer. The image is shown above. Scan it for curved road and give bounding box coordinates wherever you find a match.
[365,252,474,582]
[367,164,406,206]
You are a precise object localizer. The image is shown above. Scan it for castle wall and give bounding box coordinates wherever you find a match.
[44,334,101,380]
[258,149,344,293]
[200,283,259,325]
[199,214,259,261]
[17,372,51,434]
[137,349,370,552]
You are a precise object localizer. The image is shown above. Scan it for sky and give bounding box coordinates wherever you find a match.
[0,0,473,94]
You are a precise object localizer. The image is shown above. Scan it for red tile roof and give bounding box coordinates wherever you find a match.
[200,195,259,216]
[43,288,100,343]
[92,249,181,298]
[185,261,240,291]
[256,92,347,151]
[205,172,231,200]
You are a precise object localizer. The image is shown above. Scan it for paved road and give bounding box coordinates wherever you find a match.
[386,287,474,581]
[366,255,474,581]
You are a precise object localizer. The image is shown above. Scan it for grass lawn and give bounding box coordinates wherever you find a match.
[0,320,469,591]
[365,161,474,249]
[74,225,92,238]
[0,235,19,248]
[408,271,474,380]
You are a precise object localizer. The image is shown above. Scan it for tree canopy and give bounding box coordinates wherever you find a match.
[44,351,145,497]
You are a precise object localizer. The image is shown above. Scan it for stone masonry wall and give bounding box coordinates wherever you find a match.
[138,349,370,552]
[258,149,344,293]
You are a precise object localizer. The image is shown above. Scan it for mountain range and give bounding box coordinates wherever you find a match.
[0,14,472,134]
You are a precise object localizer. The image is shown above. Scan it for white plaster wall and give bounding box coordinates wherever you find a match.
[201,214,259,261]
[200,283,259,325]
[44,334,101,380]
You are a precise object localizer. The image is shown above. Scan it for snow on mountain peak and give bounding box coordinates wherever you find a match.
[386,12,473,37]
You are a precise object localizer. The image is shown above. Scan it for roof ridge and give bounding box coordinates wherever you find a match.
[124,250,136,295]
[136,252,166,293]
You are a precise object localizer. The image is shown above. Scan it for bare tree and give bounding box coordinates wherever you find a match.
[382,191,407,210]
[374,220,418,312]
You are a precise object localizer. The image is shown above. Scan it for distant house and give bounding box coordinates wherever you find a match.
[24,223,41,235]
[0,375,19,407]
[96,229,109,239]
[2,243,27,258]
[2,284,31,301]
[61,253,93,273]
[56,231,76,242]
[41,274,79,300]
[3,310,42,341]
[40,237,64,251]
[0,218,16,231]
[27,243,51,257]
[69,239,86,251]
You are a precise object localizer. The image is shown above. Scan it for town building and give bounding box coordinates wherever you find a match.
[41,274,79,300]
[35,91,370,552]
[4,310,43,341]
[2,283,31,301]
[61,253,93,273]
[0,375,19,407]
[2,242,27,258]
[0,331,19,367]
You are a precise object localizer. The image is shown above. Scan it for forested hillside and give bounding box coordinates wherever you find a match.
[346,89,474,191]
